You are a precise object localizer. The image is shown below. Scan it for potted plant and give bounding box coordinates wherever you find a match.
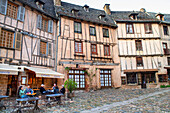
[64,79,77,99]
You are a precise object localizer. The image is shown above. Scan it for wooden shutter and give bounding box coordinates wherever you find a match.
[17,6,25,21]
[48,20,53,33]
[0,0,7,15]
[48,43,52,56]
[37,15,42,29]
[15,32,22,50]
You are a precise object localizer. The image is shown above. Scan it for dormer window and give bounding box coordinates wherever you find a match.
[129,12,138,20]
[83,5,89,12]
[35,0,45,10]
[71,8,79,15]
[99,14,105,20]
[156,13,164,21]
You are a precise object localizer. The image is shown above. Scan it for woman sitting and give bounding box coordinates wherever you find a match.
[18,86,27,98]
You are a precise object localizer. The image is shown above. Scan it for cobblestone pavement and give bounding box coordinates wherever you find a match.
[105,91,170,113]
[1,88,169,113]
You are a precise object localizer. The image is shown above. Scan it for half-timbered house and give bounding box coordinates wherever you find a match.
[109,7,169,88]
[0,0,64,96]
[54,1,121,90]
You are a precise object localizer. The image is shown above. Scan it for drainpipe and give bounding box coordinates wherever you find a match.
[55,16,61,71]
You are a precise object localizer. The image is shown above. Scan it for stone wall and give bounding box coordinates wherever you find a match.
[0,75,8,95]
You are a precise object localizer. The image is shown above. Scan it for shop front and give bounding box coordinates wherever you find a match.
[19,66,64,90]
[0,64,19,96]
[123,69,158,88]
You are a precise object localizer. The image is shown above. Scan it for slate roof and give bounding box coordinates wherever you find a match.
[110,11,160,23]
[148,12,170,24]
[55,2,117,27]
[17,0,57,19]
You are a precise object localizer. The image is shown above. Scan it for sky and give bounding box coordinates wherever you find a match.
[62,0,170,14]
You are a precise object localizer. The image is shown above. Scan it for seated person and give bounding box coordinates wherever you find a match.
[52,83,59,94]
[18,86,27,98]
[40,84,46,94]
[60,85,65,94]
[25,85,33,94]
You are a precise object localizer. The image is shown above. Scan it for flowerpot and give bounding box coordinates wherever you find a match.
[67,92,75,98]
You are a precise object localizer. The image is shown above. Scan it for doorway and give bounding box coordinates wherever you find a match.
[7,75,18,96]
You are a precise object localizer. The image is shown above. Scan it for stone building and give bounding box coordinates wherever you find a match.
[54,0,121,91]
[0,0,64,96]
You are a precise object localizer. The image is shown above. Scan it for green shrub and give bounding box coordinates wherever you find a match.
[160,85,166,88]
[64,79,77,93]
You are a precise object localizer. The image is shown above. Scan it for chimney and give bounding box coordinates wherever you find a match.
[54,0,61,6]
[103,4,111,15]
[140,8,146,13]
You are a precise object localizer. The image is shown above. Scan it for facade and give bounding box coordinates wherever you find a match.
[0,0,64,96]
[109,7,170,88]
[54,1,121,90]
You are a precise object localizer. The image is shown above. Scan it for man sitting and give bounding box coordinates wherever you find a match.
[25,85,33,94]
[60,85,65,95]
[40,84,46,94]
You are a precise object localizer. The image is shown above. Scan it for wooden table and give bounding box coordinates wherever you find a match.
[45,94,63,106]
[16,97,40,113]
[0,95,9,110]
[26,93,36,97]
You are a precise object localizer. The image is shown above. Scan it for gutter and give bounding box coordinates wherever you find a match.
[55,16,61,71]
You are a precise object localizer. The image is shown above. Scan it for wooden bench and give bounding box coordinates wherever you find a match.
[0,95,9,110]
[16,97,40,113]
[45,94,63,107]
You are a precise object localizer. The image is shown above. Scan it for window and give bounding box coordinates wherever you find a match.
[135,40,142,51]
[41,18,48,32]
[168,57,170,65]
[146,74,156,83]
[40,41,47,55]
[15,32,22,50]
[158,75,168,82]
[75,41,83,53]
[136,57,143,67]
[100,70,112,88]
[163,26,169,35]
[144,23,152,34]
[89,26,96,36]
[0,29,14,48]
[0,0,8,15]
[126,23,134,34]
[127,73,137,84]
[48,43,52,56]
[121,77,126,85]
[103,28,109,37]
[6,1,18,19]
[91,44,97,55]
[74,22,82,33]
[104,45,110,56]
[68,70,85,89]
[163,43,169,55]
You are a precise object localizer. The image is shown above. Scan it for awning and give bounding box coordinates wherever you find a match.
[24,67,64,78]
[124,69,158,74]
[0,64,18,75]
